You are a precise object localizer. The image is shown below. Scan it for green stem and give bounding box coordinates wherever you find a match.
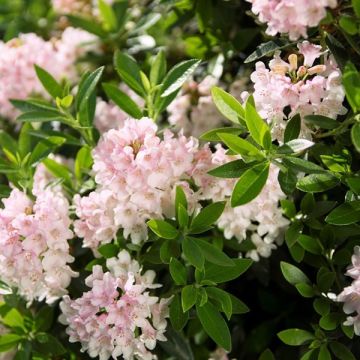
[314,116,356,139]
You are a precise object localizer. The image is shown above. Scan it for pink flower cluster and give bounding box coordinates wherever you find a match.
[192,145,289,261]
[337,246,360,335]
[74,117,199,250]
[0,29,97,120]
[0,182,76,304]
[168,76,226,137]
[245,41,346,141]
[247,0,337,40]
[60,250,169,360]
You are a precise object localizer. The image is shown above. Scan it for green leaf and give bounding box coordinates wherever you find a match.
[181,285,197,312]
[159,327,194,360]
[160,59,201,98]
[284,114,301,142]
[206,287,232,320]
[343,62,360,112]
[35,306,54,332]
[103,83,142,119]
[245,39,293,63]
[169,258,187,285]
[339,15,358,35]
[34,65,63,99]
[313,298,330,316]
[319,345,331,360]
[245,98,271,149]
[229,294,249,314]
[66,14,107,37]
[329,342,356,360]
[175,186,188,212]
[29,136,66,165]
[182,236,204,269]
[325,201,360,225]
[295,283,315,298]
[147,219,178,239]
[281,199,297,219]
[259,349,276,360]
[196,301,231,351]
[43,158,72,186]
[304,115,339,129]
[98,243,119,258]
[282,157,325,173]
[319,313,342,331]
[2,309,24,329]
[195,238,234,267]
[17,110,66,123]
[98,0,117,30]
[231,162,270,207]
[353,0,360,17]
[296,173,339,193]
[280,261,310,285]
[18,123,32,159]
[189,202,225,234]
[0,131,17,155]
[278,168,298,195]
[200,127,244,142]
[170,294,188,331]
[278,139,314,154]
[11,99,58,113]
[150,50,167,86]
[0,334,22,352]
[75,146,93,181]
[34,334,66,356]
[203,258,252,283]
[218,133,264,160]
[76,67,104,112]
[351,122,360,152]
[114,51,145,96]
[298,235,322,255]
[277,329,315,346]
[208,160,258,179]
[211,87,245,124]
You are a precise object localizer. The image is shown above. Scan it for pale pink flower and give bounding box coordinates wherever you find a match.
[245,42,346,141]
[247,0,338,40]
[59,250,169,360]
[0,170,77,303]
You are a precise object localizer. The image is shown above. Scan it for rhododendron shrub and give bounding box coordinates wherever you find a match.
[1,1,360,360]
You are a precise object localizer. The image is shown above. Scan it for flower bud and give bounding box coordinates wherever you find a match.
[288,54,298,71]
[271,64,288,75]
[297,65,307,78]
[307,65,326,75]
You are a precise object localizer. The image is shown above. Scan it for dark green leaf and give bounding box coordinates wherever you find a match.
[147,220,178,239]
[245,39,293,63]
[284,114,301,142]
[203,258,252,283]
[150,50,167,86]
[351,122,360,152]
[103,83,142,119]
[329,342,356,360]
[181,285,197,312]
[98,243,119,258]
[160,59,201,98]
[169,258,187,285]
[182,236,204,269]
[34,65,63,99]
[170,294,188,331]
[67,15,107,37]
[189,202,225,234]
[280,261,310,285]
[231,162,270,207]
[206,287,232,320]
[277,329,315,346]
[304,115,339,129]
[200,127,243,142]
[196,301,231,351]
[325,201,360,225]
[296,173,339,193]
[195,238,234,267]
[208,160,258,178]
[17,110,65,123]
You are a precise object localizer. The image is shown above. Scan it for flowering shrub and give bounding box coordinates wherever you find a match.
[1,1,360,360]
